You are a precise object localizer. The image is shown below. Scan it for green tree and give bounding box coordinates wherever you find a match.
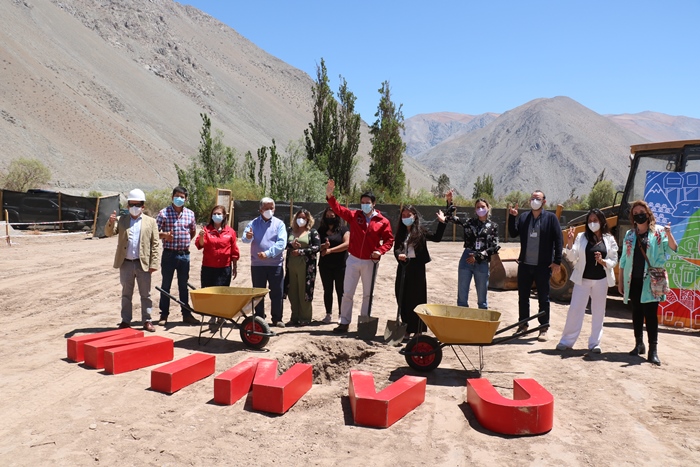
[304,58,337,174]
[0,158,51,191]
[331,76,360,195]
[588,179,615,209]
[256,146,268,194]
[266,139,326,202]
[175,113,239,220]
[368,81,406,199]
[472,174,494,199]
[243,150,256,184]
[432,174,451,198]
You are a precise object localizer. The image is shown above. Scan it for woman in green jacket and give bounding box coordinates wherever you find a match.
[618,200,677,365]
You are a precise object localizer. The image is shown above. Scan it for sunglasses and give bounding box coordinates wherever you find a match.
[128,202,144,207]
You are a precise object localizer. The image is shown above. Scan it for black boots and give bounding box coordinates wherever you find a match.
[629,340,646,356]
[647,345,661,366]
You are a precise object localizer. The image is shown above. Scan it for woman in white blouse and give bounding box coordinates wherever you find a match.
[556,209,618,354]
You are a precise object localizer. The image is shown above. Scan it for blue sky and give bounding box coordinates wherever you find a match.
[182,1,700,122]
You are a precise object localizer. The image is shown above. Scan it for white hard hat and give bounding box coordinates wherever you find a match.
[127,189,146,202]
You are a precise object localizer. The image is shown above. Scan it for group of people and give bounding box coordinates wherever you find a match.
[106,182,677,366]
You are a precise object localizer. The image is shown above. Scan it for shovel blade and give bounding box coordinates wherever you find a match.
[356,315,378,340]
[384,320,408,346]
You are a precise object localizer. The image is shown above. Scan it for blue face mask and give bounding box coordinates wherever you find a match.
[212,214,224,224]
[402,216,414,226]
[361,203,373,215]
[172,196,186,207]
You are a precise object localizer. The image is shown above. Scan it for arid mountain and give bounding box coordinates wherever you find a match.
[402,112,498,157]
[0,0,433,195]
[604,111,700,143]
[414,97,648,202]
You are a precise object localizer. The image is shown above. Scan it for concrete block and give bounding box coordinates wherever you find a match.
[213,357,260,405]
[252,359,312,414]
[84,335,147,369]
[151,353,216,394]
[67,328,142,362]
[348,370,426,428]
[466,378,554,435]
[104,336,174,375]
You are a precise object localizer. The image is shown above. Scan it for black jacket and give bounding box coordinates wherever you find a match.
[508,209,563,266]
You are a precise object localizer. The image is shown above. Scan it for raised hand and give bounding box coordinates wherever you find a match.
[436,209,446,223]
[109,210,117,223]
[326,179,335,198]
[509,203,519,216]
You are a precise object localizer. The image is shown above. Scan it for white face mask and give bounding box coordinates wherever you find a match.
[475,207,488,218]
[129,206,142,217]
[361,203,373,215]
[530,199,543,210]
[296,218,307,227]
[588,222,600,232]
[262,209,274,220]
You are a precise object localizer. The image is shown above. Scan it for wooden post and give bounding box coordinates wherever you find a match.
[289,199,293,227]
[91,197,102,237]
[57,192,63,230]
[452,222,456,242]
[5,209,10,246]
[505,204,510,240]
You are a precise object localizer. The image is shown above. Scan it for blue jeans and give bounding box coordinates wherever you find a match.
[159,249,192,318]
[457,249,490,309]
[517,263,552,326]
[251,265,284,323]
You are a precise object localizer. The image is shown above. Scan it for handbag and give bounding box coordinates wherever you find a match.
[639,245,670,299]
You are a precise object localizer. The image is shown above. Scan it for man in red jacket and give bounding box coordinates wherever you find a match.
[326,179,394,333]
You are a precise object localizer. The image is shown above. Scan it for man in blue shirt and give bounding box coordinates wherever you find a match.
[242,197,287,327]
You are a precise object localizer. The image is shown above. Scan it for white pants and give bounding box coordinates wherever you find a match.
[339,255,378,325]
[558,278,608,349]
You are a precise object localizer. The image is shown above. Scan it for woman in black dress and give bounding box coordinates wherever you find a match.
[394,205,446,339]
[318,207,350,324]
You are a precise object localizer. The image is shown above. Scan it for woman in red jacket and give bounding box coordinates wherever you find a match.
[196,205,240,288]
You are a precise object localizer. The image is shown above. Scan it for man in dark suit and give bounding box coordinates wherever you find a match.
[508,190,563,341]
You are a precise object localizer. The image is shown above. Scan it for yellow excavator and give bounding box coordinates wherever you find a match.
[490,139,700,302]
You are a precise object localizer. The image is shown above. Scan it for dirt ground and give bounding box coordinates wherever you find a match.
[1,232,699,466]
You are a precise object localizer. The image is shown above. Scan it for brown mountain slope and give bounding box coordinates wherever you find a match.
[414,96,648,202]
[0,0,433,195]
[605,111,700,143]
[402,112,498,157]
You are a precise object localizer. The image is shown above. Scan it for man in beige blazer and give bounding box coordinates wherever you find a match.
[105,189,160,332]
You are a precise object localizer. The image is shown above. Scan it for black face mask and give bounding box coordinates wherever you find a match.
[633,213,648,224]
[326,217,338,227]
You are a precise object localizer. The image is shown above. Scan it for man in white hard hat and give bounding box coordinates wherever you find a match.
[105,189,160,332]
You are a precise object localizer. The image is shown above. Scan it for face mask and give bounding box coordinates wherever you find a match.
[172,196,185,207]
[262,209,274,220]
[530,199,543,210]
[633,213,648,224]
[588,222,600,232]
[361,203,373,215]
[475,207,488,217]
[402,216,414,226]
[129,206,142,217]
[326,217,338,226]
[212,214,224,224]
[296,218,307,227]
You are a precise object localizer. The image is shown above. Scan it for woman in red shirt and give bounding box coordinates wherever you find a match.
[196,205,240,288]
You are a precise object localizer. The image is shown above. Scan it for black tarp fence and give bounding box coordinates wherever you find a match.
[1,189,119,237]
[231,199,587,243]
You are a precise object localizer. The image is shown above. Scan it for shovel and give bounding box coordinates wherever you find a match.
[356,261,379,340]
[384,259,409,346]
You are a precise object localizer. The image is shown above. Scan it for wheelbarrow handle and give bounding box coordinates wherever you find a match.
[155,286,196,315]
[494,311,546,336]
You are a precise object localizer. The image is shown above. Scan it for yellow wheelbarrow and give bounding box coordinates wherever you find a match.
[156,286,274,349]
[399,304,546,374]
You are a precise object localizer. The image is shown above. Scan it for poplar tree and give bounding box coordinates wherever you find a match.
[304,58,336,173]
[331,76,360,195]
[368,81,406,198]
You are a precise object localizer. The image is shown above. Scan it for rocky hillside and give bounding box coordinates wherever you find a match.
[413,97,647,202]
[0,0,433,195]
[402,112,498,157]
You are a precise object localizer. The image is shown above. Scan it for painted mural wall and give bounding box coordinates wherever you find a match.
[644,171,700,329]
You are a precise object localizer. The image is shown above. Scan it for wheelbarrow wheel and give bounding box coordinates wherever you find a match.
[404,335,442,372]
[240,316,270,349]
